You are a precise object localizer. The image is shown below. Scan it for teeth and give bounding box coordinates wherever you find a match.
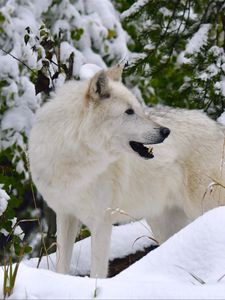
[143,144,153,154]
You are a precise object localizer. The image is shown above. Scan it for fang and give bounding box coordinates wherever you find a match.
[148,147,153,154]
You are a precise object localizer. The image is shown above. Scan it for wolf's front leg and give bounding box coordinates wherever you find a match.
[56,213,80,274]
[90,220,112,278]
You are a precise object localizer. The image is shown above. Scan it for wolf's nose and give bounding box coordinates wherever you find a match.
[160,127,170,138]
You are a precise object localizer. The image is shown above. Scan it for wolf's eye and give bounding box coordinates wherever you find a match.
[125,108,134,115]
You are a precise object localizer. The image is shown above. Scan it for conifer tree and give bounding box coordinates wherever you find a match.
[118,0,225,118]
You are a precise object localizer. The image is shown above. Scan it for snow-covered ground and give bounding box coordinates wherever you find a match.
[2,207,225,299]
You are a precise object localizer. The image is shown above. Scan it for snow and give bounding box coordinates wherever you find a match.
[0,187,24,240]
[218,112,225,126]
[2,105,34,135]
[79,64,103,80]
[209,46,225,59]
[0,185,24,238]
[0,55,19,78]
[121,0,149,20]
[207,63,219,77]
[2,207,225,299]
[11,217,25,240]
[159,7,172,17]
[0,186,10,216]
[214,77,225,97]
[185,24,211,54]
[220,76,225,97]
[177,24,211,64]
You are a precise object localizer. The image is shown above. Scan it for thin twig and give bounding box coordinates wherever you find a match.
[217,272,225,282]
[207,176,225,189]
[106,207,159,245]
[0,47,35,74]
[132,235,158,248]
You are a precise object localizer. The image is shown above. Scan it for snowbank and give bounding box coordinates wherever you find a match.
[1,207,225,299]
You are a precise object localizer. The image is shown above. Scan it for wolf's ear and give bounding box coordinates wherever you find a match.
[88,70,110,101]
[106,65,123,81]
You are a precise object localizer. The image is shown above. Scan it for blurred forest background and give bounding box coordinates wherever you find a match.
[0,0,225,262]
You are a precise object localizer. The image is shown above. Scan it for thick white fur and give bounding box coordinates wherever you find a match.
[29,67,225,278]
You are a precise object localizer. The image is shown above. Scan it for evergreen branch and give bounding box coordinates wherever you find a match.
[141,0,181,72]
[185,0,192,32]
[199,0,214,25]
[160,0,190,70]
[160,0,181,40]
[180,0,192,34]
[143,0,182,75]
[195,0,219,33]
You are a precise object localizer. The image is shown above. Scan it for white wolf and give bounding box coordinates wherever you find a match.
[29,65,225,278]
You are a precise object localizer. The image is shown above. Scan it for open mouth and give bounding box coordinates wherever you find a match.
[129,141,154,159]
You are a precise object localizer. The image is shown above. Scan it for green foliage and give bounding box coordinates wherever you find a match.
[119,0,225,118]
[71,28,84,41]
[0,11,6,23]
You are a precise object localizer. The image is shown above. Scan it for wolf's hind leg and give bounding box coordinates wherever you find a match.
[56,214,80,274]
[147,206,190,244]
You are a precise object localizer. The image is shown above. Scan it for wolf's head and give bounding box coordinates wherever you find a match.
[79,65,170,160]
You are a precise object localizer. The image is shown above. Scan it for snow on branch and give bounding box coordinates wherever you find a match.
[121,0,149,20]
[185,24,211,54]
